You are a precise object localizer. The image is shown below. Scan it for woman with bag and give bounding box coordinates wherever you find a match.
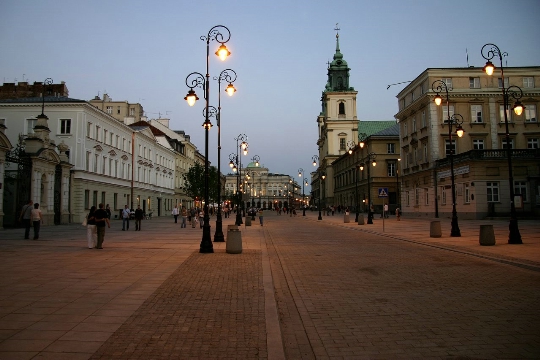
[86,206,97,249]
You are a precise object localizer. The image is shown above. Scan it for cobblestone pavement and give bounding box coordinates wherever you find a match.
[0,212,539,359]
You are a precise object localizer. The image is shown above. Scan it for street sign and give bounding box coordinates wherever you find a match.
[378,188,388,198]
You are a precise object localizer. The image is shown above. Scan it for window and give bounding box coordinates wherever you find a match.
[464,183,470,204]
[412,117,417,132]
[117,106,121,114]
[338,102,345,115]
[26,118,37,134]
[442,105,455,122]
[424,188,429,206]
[339,138,346,150]
[527,138,539,149]
[93,191,98,207]
[473,139,484,150]
[421,111,426,128]
[471,105,483,123]
[387,143,395,154]
[441,78,453,90]
[498,77,509,88]
[87,122,92,138]
[84,190,90,209]
[406,191,410,206]
[499,105,511,122]
[96,125,100,141]
[106,106,112,114]
[59,119,71,134]
[104,129,108,144]
[415,188,420,206]
[101,191,106,205]
[404,123,408,136]
[525,105,537,122]
[469,77,480,88]
[445,139,456,156]
[502,138,514,149]
[423,143,428,162]
[387,163,396,177]
[86,152,91,171]
[487,182,499,202]
[130,107,135,116]
[0,118,4,127]
[514,181,527,202]
[114,193,118,210]
[94,154,98,172]
[523,77,534,88]
[102,156,106,174]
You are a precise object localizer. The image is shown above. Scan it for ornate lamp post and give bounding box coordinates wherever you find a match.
[481,43,525,244]
[360,152,377,224]
[184,25,231,253]
[250,155,260,207]
[213,69,237,242]
[432,80,465,237]
[396,158,401,210]
[298,168,306,216]
[312,155,322,220]
[232,134,248,225]
[321,172,326,214]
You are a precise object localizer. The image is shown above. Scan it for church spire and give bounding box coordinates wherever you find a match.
[324,24,353,93]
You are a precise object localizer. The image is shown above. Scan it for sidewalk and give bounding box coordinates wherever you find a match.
[300,210,540,270]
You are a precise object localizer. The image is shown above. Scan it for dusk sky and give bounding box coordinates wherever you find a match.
[2,0,539,193]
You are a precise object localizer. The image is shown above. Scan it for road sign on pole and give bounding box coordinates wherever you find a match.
[378,188,389,198]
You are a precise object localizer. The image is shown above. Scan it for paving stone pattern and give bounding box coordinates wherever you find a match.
[90,250,266,359]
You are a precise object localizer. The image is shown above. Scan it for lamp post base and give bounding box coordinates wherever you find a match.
[318,211,322,220]
[200,223,214,253]
[508,218,523,244]
[450,215,461,237]
[214,215,225,242]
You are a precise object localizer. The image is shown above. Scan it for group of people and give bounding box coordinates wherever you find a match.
[18,199,42,240]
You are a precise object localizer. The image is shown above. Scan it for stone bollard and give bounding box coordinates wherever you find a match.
[357,215,364,225]
[344,214,350,223]
[430,221,442,238]
[479,224,496,246]
[226,229,242,254]
[245,216,252,226]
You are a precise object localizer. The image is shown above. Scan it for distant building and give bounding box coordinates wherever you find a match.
[89,93,144,125]
[395,67,540,219]
[0,81,69,100]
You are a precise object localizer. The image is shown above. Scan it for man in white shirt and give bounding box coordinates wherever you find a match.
[122,205,130,231]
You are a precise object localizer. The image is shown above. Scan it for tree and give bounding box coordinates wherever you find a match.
[183,163,220,204]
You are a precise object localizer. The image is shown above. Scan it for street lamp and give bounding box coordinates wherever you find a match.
[233,134,248,226]
[481,43,524,244]
[360,152,376,224]
[184,25,231,253]
[432,80,464,237]
[312,155,323,220]
[213,69,237,242]
[298,168,306,216]
[251,155,260,207]
[321,172,326,215]
[396,158,401,210]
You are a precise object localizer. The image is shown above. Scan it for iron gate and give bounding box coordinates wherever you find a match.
[3,143,32,228]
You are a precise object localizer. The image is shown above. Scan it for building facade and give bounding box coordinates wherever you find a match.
[89,93,144,125]
[0,95,176,227]
[395,67,540,219]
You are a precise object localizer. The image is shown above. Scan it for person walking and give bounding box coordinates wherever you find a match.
[134,205,144,231]
[396,207,401,221]
[198,208,204,228]
[31,203,43,240]
[181,206,187,228]
[94,203,110,249]
[122,205,130,231]
[86,205,97,249]
[258,208,264,226]
[384,203,389,218]
[172,205,179,223]
[105,204,112,220]
[19,199,33,239]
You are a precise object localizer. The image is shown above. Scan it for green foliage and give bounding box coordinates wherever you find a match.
[182,163,221,203]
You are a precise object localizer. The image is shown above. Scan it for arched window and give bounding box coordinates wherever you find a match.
[339,102,345,115]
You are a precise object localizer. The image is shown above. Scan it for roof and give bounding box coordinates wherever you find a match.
[129,121,166,136]
[358,121,397,139]
[0,96,86,103]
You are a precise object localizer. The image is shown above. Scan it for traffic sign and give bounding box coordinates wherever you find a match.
[378,188,388,198]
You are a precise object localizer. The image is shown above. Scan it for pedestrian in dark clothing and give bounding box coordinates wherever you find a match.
[105,204,112,220]
[94,203,110,249]
[19,199,33,239]
[135,205,144,231]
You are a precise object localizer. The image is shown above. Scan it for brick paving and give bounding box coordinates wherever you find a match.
[0,211,539,359]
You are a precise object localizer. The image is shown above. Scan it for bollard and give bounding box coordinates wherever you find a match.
[479,224,496,246]
[344,214,350,223]
[227,224,238,231]
[245,216,252,226]
[357,215,364,225]
[430,221,442,238]
[226,229,242,254]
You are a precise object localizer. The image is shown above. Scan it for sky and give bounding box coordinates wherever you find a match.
[2,0,540,194]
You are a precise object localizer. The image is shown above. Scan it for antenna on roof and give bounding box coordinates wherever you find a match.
[386,80,412,90]
[466,48,470,67]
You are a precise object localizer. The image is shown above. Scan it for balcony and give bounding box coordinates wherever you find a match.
[436,149,540,167]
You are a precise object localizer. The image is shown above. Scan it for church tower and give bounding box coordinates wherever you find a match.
[316,26,359,207]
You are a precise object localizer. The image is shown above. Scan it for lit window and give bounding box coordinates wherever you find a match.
[471,105,483,123]
[525,105,537,122]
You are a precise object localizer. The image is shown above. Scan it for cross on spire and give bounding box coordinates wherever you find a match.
[334,23,340,37]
